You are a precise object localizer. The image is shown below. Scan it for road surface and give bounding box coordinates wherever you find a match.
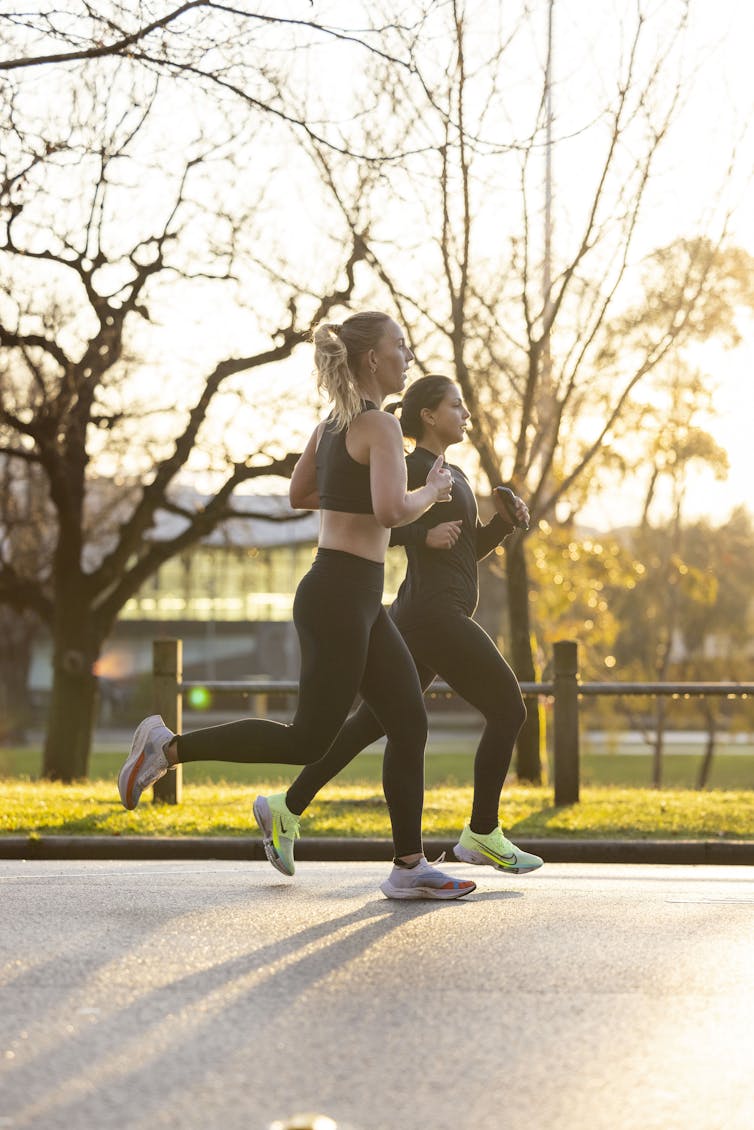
[1,860,753,1130]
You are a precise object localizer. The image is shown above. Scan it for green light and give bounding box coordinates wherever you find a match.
[187,686,212,710]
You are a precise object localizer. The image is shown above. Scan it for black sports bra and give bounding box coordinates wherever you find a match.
[317,401,377,514]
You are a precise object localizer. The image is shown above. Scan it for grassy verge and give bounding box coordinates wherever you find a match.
[1,777,752,840]
[2,742,753,840]
[3,745,754,789]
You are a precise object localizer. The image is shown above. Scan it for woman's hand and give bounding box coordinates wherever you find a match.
[426,520,463,550]
[426,454,453,502]
[493,487,530,529]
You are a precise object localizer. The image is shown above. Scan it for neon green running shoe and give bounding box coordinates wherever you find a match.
[253,793,301,877]
[453,824,543,875]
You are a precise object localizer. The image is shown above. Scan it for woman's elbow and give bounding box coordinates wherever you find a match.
[289,485,312,509]
[374,503,404,529]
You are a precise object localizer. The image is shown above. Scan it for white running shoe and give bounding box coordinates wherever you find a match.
[118,715,174,810]
[380,856,476,900]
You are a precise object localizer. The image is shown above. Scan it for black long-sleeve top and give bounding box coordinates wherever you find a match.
[389,446,514,628]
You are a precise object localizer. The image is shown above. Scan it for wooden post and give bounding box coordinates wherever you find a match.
[152,638,183,805]
[553,639,579,805]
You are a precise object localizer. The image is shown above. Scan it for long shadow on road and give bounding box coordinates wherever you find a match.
[3,864,524,1128]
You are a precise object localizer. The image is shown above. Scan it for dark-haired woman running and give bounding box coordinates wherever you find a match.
[118,316,475,900]
[256,374,543,880]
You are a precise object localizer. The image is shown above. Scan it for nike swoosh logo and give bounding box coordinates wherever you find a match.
[469,838,517,866]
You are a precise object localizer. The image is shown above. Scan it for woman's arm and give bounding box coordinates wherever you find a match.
[475,513,513,559]
[365,413,452,528]
[390,453,459,548]
[391,520,463,549]
[389,520,428,548]
[475,489,529,559]
[289,425,322,510]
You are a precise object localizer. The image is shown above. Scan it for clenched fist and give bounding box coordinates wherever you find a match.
[426,520,463,550]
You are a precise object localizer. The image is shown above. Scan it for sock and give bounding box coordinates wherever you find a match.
[284,793,303,817]
[469,822,498,836]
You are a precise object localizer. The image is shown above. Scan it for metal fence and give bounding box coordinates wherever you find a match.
[150,637,754,806]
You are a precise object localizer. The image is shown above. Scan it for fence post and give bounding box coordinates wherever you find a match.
[152,638,183,805]
[553,639,579,805]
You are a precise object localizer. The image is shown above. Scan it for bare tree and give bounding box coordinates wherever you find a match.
[625,355,729,786]
[0,49,373,779]
[0,455,49,743]
[305,0,754,780]
[0,2,431,162]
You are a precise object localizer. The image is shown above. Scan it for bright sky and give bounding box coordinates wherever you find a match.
[443,0,754,528]
[673,2,754,523]
[298,0,754,527]
[7,0,754,529]
[553,0,754,526]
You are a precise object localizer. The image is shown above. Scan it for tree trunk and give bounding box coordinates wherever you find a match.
[651,696,665,788]
[0,608,37,744]
[505,532,542,783]
[696,701,717,790]
[42,605,103,781]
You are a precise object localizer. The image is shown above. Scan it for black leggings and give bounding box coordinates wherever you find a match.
[175,549,427,856]
[287,607,526,833]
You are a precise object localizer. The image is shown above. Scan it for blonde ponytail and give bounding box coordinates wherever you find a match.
[312,311,391,431]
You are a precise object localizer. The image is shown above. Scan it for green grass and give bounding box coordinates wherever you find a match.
[2,744,754,790]
[1,752,753,840]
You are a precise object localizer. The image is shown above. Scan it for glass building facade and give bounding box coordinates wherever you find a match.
[121,542,407,623]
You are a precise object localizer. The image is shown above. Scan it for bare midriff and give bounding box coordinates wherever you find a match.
[318,510,390,564]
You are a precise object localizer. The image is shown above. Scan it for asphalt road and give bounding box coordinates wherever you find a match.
[1,860,753,1130]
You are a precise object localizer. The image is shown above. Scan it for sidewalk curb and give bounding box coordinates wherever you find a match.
[1,836,753,865]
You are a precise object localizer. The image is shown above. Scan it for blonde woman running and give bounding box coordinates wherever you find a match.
[258,375,543,880]
[118,312,476,901]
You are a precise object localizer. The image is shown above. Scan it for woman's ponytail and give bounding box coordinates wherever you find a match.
[311,311,392,431]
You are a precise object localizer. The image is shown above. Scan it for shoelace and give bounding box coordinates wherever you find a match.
[394,853,446,874]
[137,746,168,785]
[491,831,515,853]
[411,853,448,876]
[411,854,471,889]
[472,827,512,850]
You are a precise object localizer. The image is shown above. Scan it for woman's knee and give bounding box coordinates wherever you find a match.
[387,704,427,749]
[411,712,429,747]
[515,696,527,730]
[286,720,339,765]
[299,748,325,766]
[483,691,526,735]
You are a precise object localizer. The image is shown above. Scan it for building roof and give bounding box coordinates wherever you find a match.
[149,489,319,549]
